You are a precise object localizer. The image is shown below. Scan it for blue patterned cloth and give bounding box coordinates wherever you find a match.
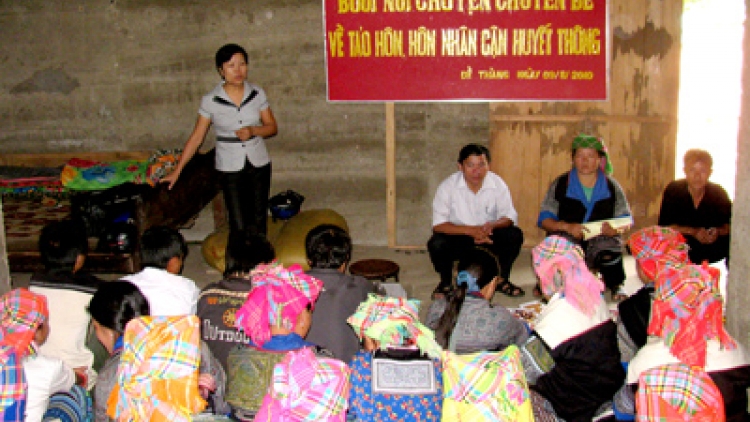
[348,351,442,421]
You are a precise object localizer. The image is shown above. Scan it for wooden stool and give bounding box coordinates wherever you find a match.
[349,259,400,283]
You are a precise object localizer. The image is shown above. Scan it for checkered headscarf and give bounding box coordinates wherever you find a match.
[532,235,605,316]
[108,315,206,422]
[442,345,532,421]
[0,289,48,413]
[235,263,323,348]
[256,347,351,421]
[347,294,442,359]
[648,263,735,368]
[636,363,724,421]
[628,226,691,283]
[572,134,613,175]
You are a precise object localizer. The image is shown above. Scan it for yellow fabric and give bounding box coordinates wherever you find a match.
[442,397,534,422]
[202,209,349,272]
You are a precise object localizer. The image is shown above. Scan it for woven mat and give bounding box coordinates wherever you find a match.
[2,197,71,249]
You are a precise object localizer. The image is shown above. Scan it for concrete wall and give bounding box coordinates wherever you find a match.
[0,1,488,247]
[725,0,750,350]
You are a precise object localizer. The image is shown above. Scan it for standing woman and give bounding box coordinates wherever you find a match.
[161,43,278,236]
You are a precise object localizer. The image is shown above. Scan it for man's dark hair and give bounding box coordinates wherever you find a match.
[223,229,276,277]
[39,219,89,273]
[88,281,150,333]
[215,43,248,69]
[305,225,352,269]
[457,144,491,163]
[139,226,188,269]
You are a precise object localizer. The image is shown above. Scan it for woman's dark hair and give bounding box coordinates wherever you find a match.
[223,229,276,277]
[38,219,88,273]
[457,143,491,164]
[215,43,248,69]
[305,225,351,269]
[434,247,500,348]
[139,226,188,269]
[87,281,150,333]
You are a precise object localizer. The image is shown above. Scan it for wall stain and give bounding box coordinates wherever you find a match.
[10,68,79,95]
[613,20,674,60]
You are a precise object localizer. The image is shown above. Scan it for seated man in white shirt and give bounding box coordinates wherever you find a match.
[121,226,199,316]
[427,144,525,298]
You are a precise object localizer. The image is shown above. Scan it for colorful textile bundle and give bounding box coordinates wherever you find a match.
[255,347,350,421]
[628,226,691,282]
[107,315,206,422]
[347,293,442,359]
[146,149,181,187]
[61,158,149,191]
[441,345,533,421]
[235,263,323,348]
[532,235,605,316]
[648,263,735,368]
[636,363,724,421]
[0,289,48,416]
[572,134,613,175]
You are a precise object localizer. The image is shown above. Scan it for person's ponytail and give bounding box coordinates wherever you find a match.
[434,284,468,349]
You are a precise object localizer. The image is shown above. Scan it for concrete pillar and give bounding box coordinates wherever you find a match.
[725,0,750,348]
[0,198,10,295]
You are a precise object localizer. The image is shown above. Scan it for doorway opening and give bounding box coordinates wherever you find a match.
[676,0,745,199]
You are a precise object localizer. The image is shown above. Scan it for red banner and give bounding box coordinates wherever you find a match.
[324,0,608,102]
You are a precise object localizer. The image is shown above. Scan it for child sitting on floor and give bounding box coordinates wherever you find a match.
[28,219,101,385]
[121,225,200,316]
[198,228,276,370]
[305,224,378,363]
[1,289,90,422]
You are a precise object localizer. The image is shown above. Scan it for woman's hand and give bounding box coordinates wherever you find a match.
[159,170,181,190]
[198,373,217,399]
[600,222,618,237]
[562,222,588,239]
[235,126,254,141]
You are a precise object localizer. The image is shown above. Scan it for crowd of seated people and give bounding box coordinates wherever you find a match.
[1,139,743,421]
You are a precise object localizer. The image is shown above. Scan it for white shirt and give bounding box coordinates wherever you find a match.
[121,267,200,316]
[432,171,518,227]
[627,336,750,384]
[199,81,271,170]
[534,292,610,350]
[29,286,94,370]
[24,349,76,422]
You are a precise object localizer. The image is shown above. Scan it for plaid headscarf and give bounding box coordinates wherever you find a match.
[107,315,206,422]
[628,226,691,283]
[532,235,605,316]
[442,345,533,422]
[347,294,442,359]
[235,263,323,348]
[0,289,48,414]
[648,263,735,368]
[636,363,724,421]
[255,347,351,422]
[572,134,613,175]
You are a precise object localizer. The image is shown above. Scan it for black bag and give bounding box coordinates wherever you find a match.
[70,182,148,238]
[268,189,305,221]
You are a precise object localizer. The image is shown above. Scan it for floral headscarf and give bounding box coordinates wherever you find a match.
[628,226,691,283]
[532,235,605,316]
[648,263,735,368]
[572,134,613,175]
[235,263,323,347]
[347,294,442,359]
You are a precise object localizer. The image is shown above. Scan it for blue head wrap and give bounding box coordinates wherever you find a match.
[456,271,480,293]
